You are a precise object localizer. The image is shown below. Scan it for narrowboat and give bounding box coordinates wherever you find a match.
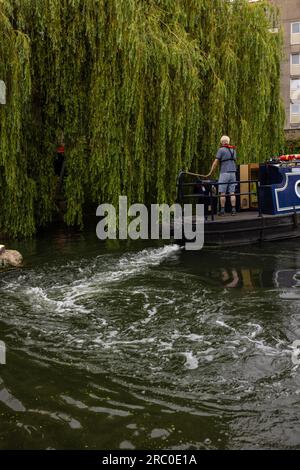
[176,156,300,247]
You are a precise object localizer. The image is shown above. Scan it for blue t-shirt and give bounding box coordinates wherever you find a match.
[216,147,237,173]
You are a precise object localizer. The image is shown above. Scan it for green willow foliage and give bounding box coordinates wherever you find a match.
[0,0,284,237]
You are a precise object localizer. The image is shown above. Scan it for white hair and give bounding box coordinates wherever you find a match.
[220,135,230,145]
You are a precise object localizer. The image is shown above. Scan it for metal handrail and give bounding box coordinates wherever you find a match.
[176,171,261,220]
[178,179,258,187]
[181,192,257,198]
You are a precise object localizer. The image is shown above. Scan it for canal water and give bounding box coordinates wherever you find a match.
[1,227,300,449]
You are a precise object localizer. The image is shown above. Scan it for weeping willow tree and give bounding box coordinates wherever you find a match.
[0,0,34,237]
[0,0,284,237]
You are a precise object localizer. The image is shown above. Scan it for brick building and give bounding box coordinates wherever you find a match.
[271,0,300,142]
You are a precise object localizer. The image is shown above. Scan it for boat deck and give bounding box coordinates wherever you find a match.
[205,211,276,223]
[172,210,300,247]
[178,211,283,225]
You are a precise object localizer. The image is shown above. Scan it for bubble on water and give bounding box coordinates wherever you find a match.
[183,352,199,370]
[186,334,204,342]
[205,355,214,362]
[0,387,26,412]
[216,320,236,332]
[247,323,263,338]
[119,440,135,449]
[126,423,138,430]
[142,306,158,325]
[150,428,170,439]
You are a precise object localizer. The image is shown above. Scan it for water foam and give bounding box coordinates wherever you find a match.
[0,244,181,317]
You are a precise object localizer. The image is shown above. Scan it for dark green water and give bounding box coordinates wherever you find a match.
[1,228,300,450]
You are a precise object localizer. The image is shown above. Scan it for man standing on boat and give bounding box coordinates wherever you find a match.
[205,135,237,216]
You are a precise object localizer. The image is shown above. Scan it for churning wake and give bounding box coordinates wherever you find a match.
[0,244,181,315]
[1,239,300,449]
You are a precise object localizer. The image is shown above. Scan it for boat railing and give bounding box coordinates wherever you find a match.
[176,171,262,221]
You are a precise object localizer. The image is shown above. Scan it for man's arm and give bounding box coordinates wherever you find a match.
[205,159,219,178]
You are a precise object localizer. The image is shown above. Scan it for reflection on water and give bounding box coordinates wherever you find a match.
[1,230,300,449]
[176,248,300,291]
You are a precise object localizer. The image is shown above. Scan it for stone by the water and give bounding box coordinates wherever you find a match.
[0,249,23,267]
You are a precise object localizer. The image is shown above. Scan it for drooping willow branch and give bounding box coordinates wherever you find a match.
[0,0,284,237]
